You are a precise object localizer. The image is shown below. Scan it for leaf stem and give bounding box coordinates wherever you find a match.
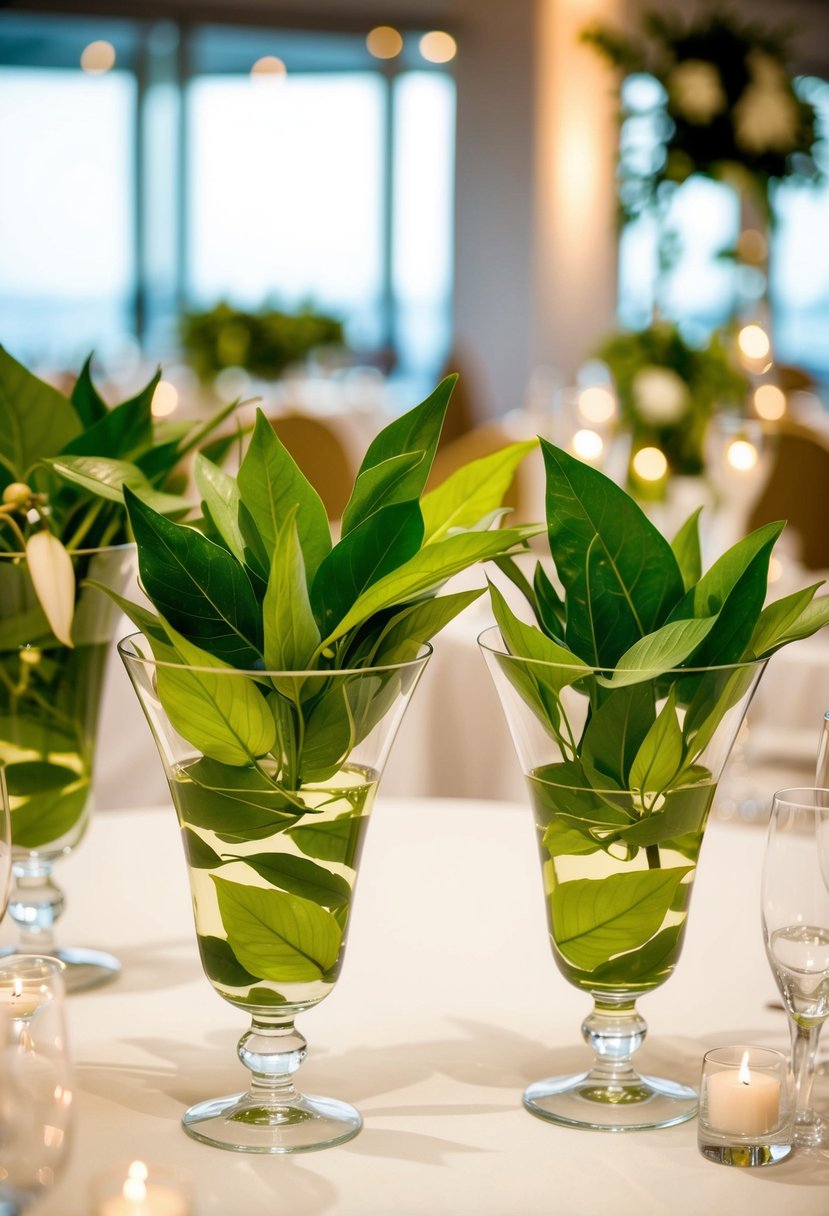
[63,498,104,551]
[646,844,661,869]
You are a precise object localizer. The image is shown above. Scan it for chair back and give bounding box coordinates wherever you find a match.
[271,414,353,520]
[747,420,829,569]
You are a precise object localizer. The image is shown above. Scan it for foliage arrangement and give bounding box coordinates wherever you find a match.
[180,301,344,383]
[584,7,823,222]
[109,377,536,1004]
[489,441,829,994]
[594,320,748,494]
[0,346,239,851]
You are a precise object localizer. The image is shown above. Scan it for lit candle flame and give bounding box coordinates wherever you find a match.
[738,1050,751,1086]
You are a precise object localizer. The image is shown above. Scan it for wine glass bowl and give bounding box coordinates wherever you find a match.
[761,787,829,1149]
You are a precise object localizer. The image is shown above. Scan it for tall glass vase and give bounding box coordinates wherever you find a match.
[479,627,766,1131]
[0,545,134,990]
[120,634,430,1154]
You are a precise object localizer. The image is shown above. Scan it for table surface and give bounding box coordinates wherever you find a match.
[6,798,829,1216]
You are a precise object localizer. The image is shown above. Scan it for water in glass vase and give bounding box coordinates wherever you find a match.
[527,767,717,998]
[169,758,378,1015]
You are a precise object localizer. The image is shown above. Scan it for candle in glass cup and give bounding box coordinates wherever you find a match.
[707,1049,781,1136]
[0,976,45,1018]
[94,1161,190,1216]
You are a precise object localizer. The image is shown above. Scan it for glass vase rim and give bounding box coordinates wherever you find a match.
[477,625,768,676]
[0,540,134,560]
[118,630,433,678]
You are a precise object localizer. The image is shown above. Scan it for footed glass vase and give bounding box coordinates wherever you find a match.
[120,634,430,1154]
[0,545,134,990]
[480,627,766,1132]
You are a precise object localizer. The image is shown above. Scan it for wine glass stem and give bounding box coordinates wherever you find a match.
[790,1017,823,1141]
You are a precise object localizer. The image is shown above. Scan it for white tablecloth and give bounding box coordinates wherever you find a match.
[4,799,828,1216]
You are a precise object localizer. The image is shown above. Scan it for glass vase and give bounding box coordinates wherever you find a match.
[0,545,134,990]
[119,633,430,1154]
[479,626,766,1131]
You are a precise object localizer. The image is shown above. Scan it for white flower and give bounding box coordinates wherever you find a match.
[25,530,75,648]
[733,52,799,153]
[631,366,691,426]
[667,59,727,125]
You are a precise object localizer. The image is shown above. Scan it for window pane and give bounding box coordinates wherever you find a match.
[392,70,456,378]
[186,72,384,350]
[0,66,135,365]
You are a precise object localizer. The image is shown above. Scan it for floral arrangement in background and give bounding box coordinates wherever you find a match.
[594,322,748,497]
[180,301,344,383]
[583,8,823,221]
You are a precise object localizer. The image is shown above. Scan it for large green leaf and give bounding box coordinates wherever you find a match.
[125,487,262,666]
[311,500,424,635]
[181,827,224,869]
[297,684,356,783]
[580,921,687,986]
[551,866,692,971]
[194,453,248,566]
[420,439,537,542]
[341,375,455,534]
[370,587,483,663]
[599,616,716,688]
[618,783,714,848]
[750,585,829,657]
[60,369,158,460]
[263,508,320,679]
[671,507,703,593]
[47,455,191,516]
[10,777,88,849]
[70,355,108,427]
[213,876,342,982]
[321,526,533,647]
[0,345,81,477]
[533,562,565,640]
[667,521,783,666]
[288,813,365,865]
[237,410,331,583]
[581,683,655,789]
[339,451,425,536]
[240,852,352,907]
[629,687,683,795]
[773,595,829,650]
[157,630,275,765]
[540,440,684,666]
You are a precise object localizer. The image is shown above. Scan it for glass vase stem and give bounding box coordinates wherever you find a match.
[790,1018,824,1146]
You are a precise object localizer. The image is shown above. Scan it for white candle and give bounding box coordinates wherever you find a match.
[706,1050,781,1136]
[97,1163,190,1216]
[0,977,44,1019]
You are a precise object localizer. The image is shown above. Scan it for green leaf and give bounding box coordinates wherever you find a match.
[157,629,275,766]
[213,876,343,982]
[667,521,784,666]
[540,439,684,666]
[0,345,81,477]
[583,921,687,986]
[551,865,692,971]
[288,813,365,864]
[339,451,425,535]
[581,683,655,789]
[181,827,224,869]
[237,410,331,583]
[629,687,683,794]
[321,526,534,647]
[193,453,248,565]
[47,455,191,516]
[618,783,714,848]
[197,934,258,988]
[173,767,299,840]
[420,439,537,542]
[371,587,483,663]
[70,354,107,427]
[60,369,159,460]
[341,375,455,534]
[263,507,320,678]
[671,507,703,593]
[599,616,717,688]
[750,585,829,657]
[533,562,565,640]
[84,580,177,659]
[240,853,352,907]
[125,487,263,666]
[311,501,425,635]
[297,683,356,783]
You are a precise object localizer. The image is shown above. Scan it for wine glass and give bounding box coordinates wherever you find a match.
[0,955,73,1211]
[761,787,829,1149]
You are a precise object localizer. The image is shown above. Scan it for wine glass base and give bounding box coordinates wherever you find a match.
[181,1091,363,1153]
[524,1070,698,1132]
[0,945,120,992]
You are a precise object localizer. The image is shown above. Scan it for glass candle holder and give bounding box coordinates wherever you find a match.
[91,1161,192,1216]
[698,1046,793,1166]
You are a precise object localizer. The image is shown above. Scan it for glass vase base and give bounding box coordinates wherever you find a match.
[523,1071,698,1132]
[181,1091,363,1154]
[699,1141,793,1167]
[0,945,120,992]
